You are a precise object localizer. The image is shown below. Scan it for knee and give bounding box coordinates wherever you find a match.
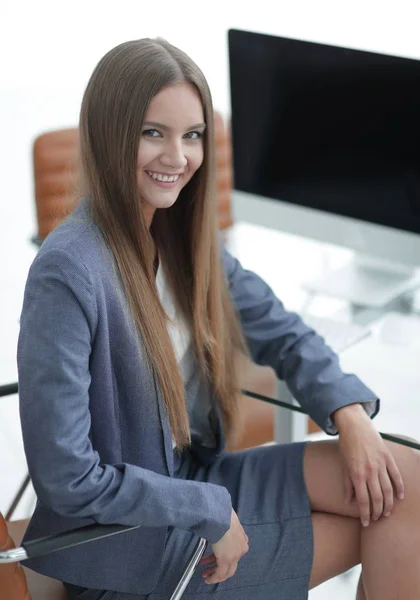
[387,433,420,501]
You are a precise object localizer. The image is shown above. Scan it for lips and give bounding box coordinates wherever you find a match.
[146,170,181,182]
[146,170,181,189]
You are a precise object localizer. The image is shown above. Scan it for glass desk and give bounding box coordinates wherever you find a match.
[223,221,420,443]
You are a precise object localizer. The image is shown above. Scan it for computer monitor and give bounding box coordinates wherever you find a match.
[228,28,420,307]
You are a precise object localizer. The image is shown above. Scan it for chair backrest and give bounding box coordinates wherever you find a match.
[213,112,234,229]
[33,111,233,242]
[0,513,31,600]
[33,129,79,241]
[1,513,208,600]
[0,514,68,600]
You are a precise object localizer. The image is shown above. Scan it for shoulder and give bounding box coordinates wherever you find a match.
[31,200,111,288]
[40,200,102,263]
[23,205,104,330]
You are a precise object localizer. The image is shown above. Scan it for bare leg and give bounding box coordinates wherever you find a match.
[305,438,420,598]
[310,511,360,588]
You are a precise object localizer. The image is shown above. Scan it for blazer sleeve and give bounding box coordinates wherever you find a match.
[220,242,379,433]
[17,248,231,544]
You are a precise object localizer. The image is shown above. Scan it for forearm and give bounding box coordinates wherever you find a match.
[332,402,372,433]
[280,335,379,433]
[220,243,379,433]
[30,459,232,544]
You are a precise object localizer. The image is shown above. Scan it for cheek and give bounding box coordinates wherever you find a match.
[137,143,158,169]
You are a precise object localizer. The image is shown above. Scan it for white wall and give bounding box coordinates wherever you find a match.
[1,0,420,243]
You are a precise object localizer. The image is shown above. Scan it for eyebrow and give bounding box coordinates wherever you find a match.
[143,121,207,131]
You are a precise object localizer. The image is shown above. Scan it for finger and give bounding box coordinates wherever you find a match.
[353,478,371,527]
[202,567,217,579]
[344,474,354,505]
[204,569,228,584]
[204,561,230,585]
[379,469,394,517]
[367,474,383,521]
[206,559,239,585]
[387,455,405,500]
[200,553,216,565]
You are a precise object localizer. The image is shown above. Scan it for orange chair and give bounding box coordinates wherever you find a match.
[0,514,63,600]
[1,382,208,600]
[0,512,206,600]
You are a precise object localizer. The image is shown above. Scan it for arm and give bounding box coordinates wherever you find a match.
[18,248,231,543]
[220,243,406,526]
[220,243,379,433]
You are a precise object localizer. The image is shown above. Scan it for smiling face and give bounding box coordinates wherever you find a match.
[136,82,206,227]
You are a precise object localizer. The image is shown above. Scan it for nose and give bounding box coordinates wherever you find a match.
[160,140,187,170]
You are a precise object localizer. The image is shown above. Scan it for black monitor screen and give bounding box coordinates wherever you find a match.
[228,29,420,235]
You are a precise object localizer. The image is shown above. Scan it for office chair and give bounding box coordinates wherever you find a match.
[0,512,206,600]
[0,385,207,600]
[0,380,269,600]
[0,379,209,600]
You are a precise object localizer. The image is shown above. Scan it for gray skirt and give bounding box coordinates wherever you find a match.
[65,442,313,600]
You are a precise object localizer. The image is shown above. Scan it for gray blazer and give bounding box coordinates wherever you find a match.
[17,200,378,594]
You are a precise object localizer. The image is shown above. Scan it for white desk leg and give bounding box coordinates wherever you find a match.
[274,380,308,444]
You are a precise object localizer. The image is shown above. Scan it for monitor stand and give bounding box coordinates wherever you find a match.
[305,254,420,308]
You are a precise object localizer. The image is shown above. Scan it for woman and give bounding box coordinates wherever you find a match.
[18,38,420,600]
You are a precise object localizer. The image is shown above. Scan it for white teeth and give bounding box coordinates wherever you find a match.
[147,171,179,183]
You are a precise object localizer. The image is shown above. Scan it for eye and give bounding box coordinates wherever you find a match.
[142,129,161,138]
[183,131,202,140]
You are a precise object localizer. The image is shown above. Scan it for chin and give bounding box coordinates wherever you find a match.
[149,197,178,211]
[163,194,179,206]
[158,193,179,208]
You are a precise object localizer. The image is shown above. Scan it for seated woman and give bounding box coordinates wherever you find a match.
[18,37,420,600]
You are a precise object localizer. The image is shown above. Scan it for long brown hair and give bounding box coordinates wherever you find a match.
[79,38,247,448]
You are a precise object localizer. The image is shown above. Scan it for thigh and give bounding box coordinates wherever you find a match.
[204,442,311,523]
[309,512,360,589]
[304,441,362,589]
[150,443,314,599]
[303,439,360,518]
[304,436,420,590]
[65,445,314,600]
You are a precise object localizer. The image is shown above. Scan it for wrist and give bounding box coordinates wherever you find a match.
[332,402,366,432]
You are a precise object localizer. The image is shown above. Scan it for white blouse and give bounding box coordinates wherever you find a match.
[155,260,216,449]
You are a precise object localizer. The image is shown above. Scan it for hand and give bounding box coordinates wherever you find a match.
[199,508,249,584]
[334,404,405,527]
